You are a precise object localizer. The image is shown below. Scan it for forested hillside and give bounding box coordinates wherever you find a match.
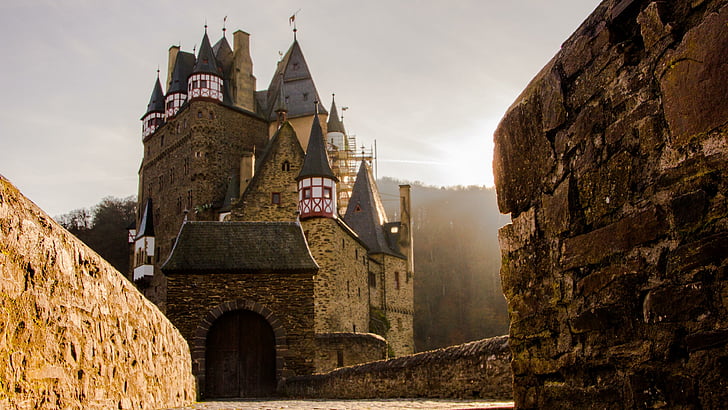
[377,178,511,351]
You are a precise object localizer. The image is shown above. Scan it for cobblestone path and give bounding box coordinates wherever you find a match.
[165,398,514,410]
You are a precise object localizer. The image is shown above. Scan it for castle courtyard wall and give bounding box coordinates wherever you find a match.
[283,336,511,400]
[0,175,195,409]
[164,272,318,390]
[493,0,728,407]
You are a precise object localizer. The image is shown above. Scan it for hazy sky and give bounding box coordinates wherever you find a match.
[0,0,600,216]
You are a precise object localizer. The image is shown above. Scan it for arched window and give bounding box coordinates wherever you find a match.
[282,160,291,172]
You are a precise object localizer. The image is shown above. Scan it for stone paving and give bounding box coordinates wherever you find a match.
[165,399,514,410]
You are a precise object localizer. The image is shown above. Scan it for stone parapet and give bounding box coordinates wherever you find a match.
[0,175,195,409]
[494,0,728,408]
[283,335,512,400]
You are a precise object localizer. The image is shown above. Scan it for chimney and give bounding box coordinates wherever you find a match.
[232,30,256,112]
[167,45,180,89]
[240,151,255,194]
[398,185,414,275]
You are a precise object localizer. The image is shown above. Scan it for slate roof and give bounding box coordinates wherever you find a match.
[144,76,165,115]
[264,40,327,121]
[343,162,404,257]
[327,95,346,134]
[136,197,154,239]
[161,221,319,274]
[167,51,196,94]
[192,31,221,76]
[213,36,234,105]
[297,112,337,181]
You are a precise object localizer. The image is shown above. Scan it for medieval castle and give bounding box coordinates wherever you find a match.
[130,25,414,397]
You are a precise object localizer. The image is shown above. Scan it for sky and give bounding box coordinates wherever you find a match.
[0,0,601,217]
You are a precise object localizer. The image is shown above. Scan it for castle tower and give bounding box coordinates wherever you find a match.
[188,28,224,102]
[141,75,165,137]
[133,197,156,281]
[297,107,338,219]
[264,40,327,145]
[165,50,195,118]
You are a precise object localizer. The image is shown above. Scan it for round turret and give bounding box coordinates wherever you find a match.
[188,29,224,102]
[297,105,338,219]
[141,75,165,137]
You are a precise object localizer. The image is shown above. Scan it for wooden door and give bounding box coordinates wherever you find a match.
[205,310,276,398]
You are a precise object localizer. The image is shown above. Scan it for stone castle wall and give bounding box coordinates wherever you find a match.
[232,122,303,222]
[284,335,512,400]
[314,333,387,372]
[138,100,268,308]
[302,218,370,336]
[376,253,414,356]
[494,0,728,408]
[0,176,195,409]
[164,272,318,388]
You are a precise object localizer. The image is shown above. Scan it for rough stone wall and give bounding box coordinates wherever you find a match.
[164,272,317,388]
[232,122,303,222]
[284,335,512,400]
[302,218,370,336]
[376,253,414,356]
[138,100,268,308]
[314,333,387,372]
[493,0,728,408]
[0,176,195,409]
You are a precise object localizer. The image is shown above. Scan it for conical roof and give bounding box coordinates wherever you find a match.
[343,162,401,256]
[167,51,196,94]
[145,76,165,115]
[265,40,327,121]
[297,111,337,181]
[193,31,221,76]
[327,95,346,134]
[136,197,155,239]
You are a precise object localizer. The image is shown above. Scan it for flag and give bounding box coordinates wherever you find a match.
[289,14,295,25]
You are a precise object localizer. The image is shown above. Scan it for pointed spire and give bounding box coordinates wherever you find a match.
[343,161,396,254]
[192,29,220,75]
[275,72,288,124]
[145,74,165,114]
[327,94,346,134]
[168,51,195,94]
[297,102,337,181]
[136,198,155,239]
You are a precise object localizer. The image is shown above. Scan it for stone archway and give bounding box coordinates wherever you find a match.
[190,299,288,398]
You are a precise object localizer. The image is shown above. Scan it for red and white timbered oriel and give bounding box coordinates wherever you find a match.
[142,112,165,138]
[298,176,337,218]
[188,73,223,102]
[165,92,186,118]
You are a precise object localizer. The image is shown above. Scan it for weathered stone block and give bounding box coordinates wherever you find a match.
[643,282,708,323]
[666,232,728,275]
[658,4,728,145]
[561,206,665,270]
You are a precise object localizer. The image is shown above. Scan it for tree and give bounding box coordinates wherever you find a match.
[56,196,136,274]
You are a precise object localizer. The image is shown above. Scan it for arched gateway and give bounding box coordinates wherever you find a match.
[205,310,276,397]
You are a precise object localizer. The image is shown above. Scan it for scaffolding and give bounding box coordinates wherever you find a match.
[327,134,374,214]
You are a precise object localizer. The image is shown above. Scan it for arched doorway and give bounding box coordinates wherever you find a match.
[205,310,277,398]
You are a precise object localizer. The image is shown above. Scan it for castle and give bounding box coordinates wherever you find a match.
[130,25,414,398]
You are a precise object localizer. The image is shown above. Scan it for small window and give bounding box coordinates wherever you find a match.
[197,111,202,118]
[303,92,309,101]
[192,80,198,89]
[282,160,291,172]
[391,226,399,233]
[272,192,281,205]
[395,272,400,290]
[337,350,344,367]
[323,187,332,199]
[303,187,312,199]
[369,272,376,287]
[187,190,192,209]
[201,79,207,88]
[209,111,214,120]
[160,135,165,147]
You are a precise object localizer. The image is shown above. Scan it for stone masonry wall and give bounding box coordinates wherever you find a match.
[302,218,370,337]
[164,272,317,388]
[494,0,728,408]
[283,335,512,400]
[139,100,268,309]
[314,333,387,372]
[0,175,195,409]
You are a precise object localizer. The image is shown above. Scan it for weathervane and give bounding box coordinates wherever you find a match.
[289,9,301,40]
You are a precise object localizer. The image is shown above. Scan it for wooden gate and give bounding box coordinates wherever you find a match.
[205,310,277,398]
